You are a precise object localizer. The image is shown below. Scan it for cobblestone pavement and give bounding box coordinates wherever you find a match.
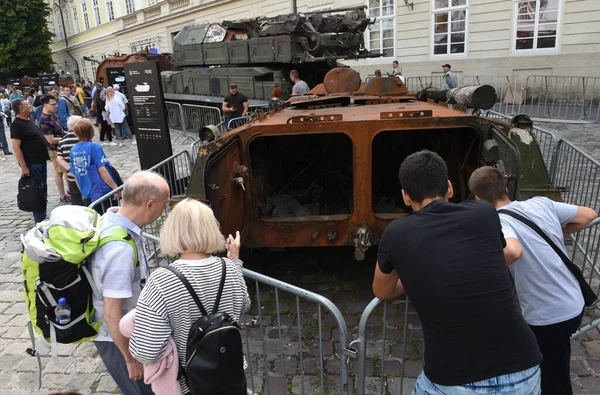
[1,121,600,394]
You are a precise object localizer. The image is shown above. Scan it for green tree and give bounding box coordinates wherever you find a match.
[0,0,54,83]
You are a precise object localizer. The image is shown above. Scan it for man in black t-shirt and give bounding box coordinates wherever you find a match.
[10,98,50,223]
[373,150,542,394]
[222,84,248,129]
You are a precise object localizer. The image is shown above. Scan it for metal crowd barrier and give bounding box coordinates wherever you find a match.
[142,233,352,395]
[405,75,446,92]
[165,101,186,132]
[182,104,223,133]
[227,116,250,130]
[522,76,600,122]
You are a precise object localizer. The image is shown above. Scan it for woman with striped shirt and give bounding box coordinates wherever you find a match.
[129,198,251,394]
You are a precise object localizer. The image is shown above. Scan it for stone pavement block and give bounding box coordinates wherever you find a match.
[388,377,417,394]
[0,290,24,302]
[56,343,79,356]
[571,359,592,377]
[96,373,119,392]
[582,341,600,358]
[6,312,31,327]
[2,341,31,355]
[0,301,12,313]
[578,375,600,393]
[266,375,287,395]
[10,371,40,389]
[0,313,16,325]
[364,376,385,395]
[381,359,402,376]
[586,358,600,374]
[291,375,322,395]
[67,357,102,374]
[17,356,40,372]
[402,359,423,378]
[42,357,74,374]
[3,326,28,339]
[40,373,73,391]
[73,341,99,357]
[0,355,27,370]
[64,372,100,393]
[4,302,26,314]
[572,341,588,357]
[0,372,12,389]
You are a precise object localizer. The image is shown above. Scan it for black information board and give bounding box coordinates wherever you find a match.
[39,74,60,94]
[7,78,22,88]
[106,67,128,95]
[124,61,173,170]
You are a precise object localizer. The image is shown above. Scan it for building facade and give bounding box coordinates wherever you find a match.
[49,0,600,83]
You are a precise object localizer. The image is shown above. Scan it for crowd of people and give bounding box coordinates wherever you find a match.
[5,79,134,221]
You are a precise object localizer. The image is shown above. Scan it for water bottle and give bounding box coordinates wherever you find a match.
[55,297,71,325]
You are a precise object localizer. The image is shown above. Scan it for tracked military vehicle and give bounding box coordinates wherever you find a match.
[162,6,374,103]
[183,68,558,260]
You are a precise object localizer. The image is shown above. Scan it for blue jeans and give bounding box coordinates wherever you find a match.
[28,163,48,223]
[114,122,132,140]
[413,366,541,395]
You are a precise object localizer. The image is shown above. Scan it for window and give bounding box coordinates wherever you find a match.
[93,0,101,25]
[148,0,158,6]
[81,1,90,30]
[59,5,72,37]
[71,5,80,34]
[106,0,115,21]
[432,0,467,55]
[515,0,559,51]
[367,0,395,57]
[55,8,64,40]
[126,0,136,15]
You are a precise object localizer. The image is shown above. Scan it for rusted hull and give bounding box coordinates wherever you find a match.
[95,53,169,87]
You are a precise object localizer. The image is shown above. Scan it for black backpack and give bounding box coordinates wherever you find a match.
[165,259,247,395]
[18,175,46,212]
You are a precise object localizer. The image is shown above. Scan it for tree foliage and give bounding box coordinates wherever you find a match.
[0,0,54,83]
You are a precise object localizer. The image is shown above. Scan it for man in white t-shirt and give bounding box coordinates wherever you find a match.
[290,69,310,95]
[112,84,135,144]
[91,171,170,394]
[469,166,598,395]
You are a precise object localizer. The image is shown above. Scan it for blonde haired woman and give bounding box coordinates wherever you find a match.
[105,87,132,146]
[129,198,250,395]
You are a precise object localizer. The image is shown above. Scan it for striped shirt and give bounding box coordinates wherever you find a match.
[57,132,80,182]
[129,257,251,394]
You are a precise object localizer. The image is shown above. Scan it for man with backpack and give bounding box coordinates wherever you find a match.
[91,171,170,394]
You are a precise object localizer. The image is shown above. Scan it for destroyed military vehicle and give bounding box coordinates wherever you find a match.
[182,68,556,260]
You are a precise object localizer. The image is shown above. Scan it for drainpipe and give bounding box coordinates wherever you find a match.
[292,0,297,13]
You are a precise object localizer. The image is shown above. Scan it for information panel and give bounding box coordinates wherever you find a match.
[38,74,60,94]
[106,67,128,95]
[7,78,22,89]
[124,61,173,170]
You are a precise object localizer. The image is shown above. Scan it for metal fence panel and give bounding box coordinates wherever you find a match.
[165,101,186,132]
[350,298,414,395]
[550,139,600,337]
[462,75,524,114]
[522,76,600,122]
[406,76,446,92]
[142,234,351,395]
[227,116,250,130]
[182,104,223,133]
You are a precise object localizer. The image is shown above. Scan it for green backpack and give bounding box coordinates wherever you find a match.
[22,205,138,354]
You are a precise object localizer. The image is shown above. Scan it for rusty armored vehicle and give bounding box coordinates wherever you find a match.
[183,68,555,259]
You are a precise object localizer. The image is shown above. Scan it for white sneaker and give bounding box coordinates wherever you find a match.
[101,142,107,146]
[132,141,137,145]
[109,142,117,146]
[118,142,123,147]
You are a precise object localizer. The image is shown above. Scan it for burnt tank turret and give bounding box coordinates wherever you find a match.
[163,6,374,102]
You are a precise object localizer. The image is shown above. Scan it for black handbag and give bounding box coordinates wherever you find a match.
[498,209,598,307]
[18,175,46,212]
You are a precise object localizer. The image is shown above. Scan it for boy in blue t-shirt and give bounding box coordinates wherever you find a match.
[70,119,118,212]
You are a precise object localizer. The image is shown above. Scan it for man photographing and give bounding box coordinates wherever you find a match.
[373,150,542,394]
